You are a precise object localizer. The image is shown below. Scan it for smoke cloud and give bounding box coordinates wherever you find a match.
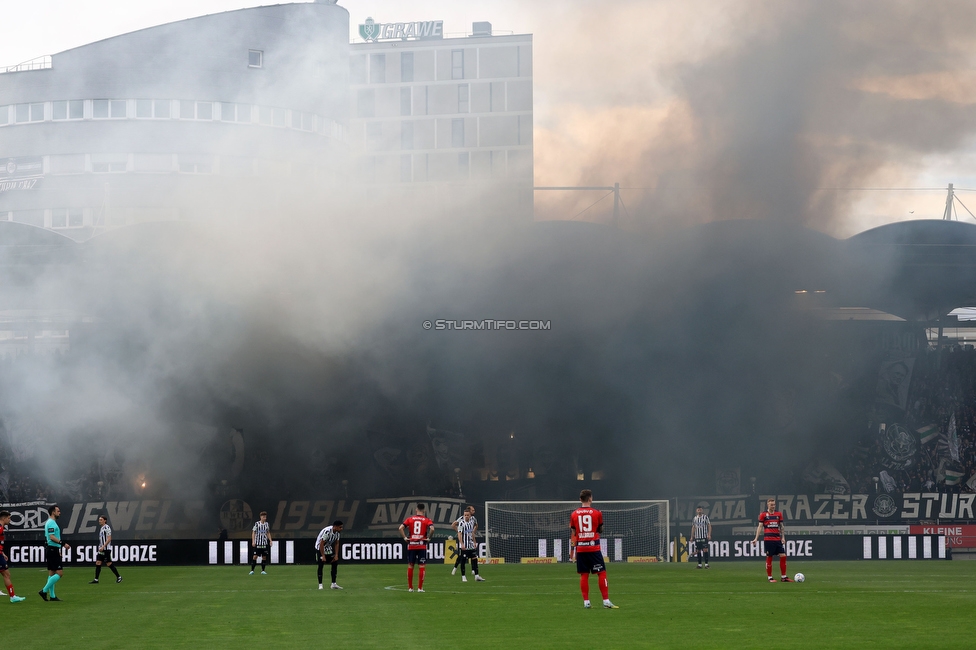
[1,1,974,517]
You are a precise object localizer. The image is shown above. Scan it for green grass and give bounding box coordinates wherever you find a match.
[4,561,975,648]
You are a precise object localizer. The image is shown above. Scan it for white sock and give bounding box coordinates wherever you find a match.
[583,599,590,606]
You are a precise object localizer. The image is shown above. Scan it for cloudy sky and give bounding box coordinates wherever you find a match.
[4,0,976,235]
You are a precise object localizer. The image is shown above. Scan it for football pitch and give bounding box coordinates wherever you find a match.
[4,561,974,648]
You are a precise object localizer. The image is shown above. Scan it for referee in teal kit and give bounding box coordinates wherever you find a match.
[39,505,70,601]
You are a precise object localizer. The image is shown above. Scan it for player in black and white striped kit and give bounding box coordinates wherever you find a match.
[316,520,344,590]
[453,507,484,583]
[89,515,122,584]
[690,506,712,569]
[250,511,272,575]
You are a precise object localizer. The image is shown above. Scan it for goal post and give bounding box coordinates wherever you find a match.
[484,500,670,564]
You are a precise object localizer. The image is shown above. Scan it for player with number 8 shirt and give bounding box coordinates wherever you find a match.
[399,503,434,592]
[570,489,617,609]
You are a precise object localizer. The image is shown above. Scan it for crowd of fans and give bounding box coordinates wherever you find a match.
[844,346,976,494]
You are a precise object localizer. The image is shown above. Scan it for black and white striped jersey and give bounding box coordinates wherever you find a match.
[456,516,477,550]
[692,514,710,541]
[252,521,271,547]
[99,524,112,550]
[315,525,341,555]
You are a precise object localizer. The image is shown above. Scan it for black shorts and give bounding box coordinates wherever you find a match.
[460,548,478,560]
[575,550,605,574]
[406,549,427,565]
[253,546,270,559]
[764,540,786,556]
[0,553,7,571]
[318,554,336,565]
[97,550,112,563]
[694,540,709,552]
[46,547,63,572]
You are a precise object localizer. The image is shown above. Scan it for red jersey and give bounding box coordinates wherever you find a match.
[758,511,784,541]
[402,514,434,551]
[570,507,603,553]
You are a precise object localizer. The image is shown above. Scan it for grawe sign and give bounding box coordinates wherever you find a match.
[358,17,444,41]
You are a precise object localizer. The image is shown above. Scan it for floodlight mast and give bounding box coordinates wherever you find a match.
[943,183,955,220]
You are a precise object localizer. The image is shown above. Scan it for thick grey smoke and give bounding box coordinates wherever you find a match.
[529,0,976,235]
[1,1,971,515]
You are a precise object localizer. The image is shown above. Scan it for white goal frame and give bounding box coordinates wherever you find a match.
[484,500,670,563]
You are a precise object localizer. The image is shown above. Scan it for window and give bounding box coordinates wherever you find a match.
[366,122,382,146]
[458,153,469,178]
[196,102,212,120]
[12,210,43,227]
[272,107,285,127]
[301,112,313,131]
[69,100,84,119]
[53,101,68,120]
[92,155,127,173]
[452,50,464,80]
[237,104,251,123]
[357,89,375,118]
[458,84,469,113]
[92,100,110,119]
[0,106,7,125]
[51,209,82,229]
[180,100,195,119]
[401,52,414,82]
[221,102,236,122]
[401,122,414,150]
[136,99,153,118]
[179,155,213,174]
[400,155,412,182]
[400,87,412,117]
[370,54,386,83]
[452,118,465,148]
[248,50,263,68]
[15,103,42,123]
[110,100,126,118]
[154,100,170,119]
[291,110,302,129]
[259,106,273,125]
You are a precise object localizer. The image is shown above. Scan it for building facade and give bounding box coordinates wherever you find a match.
[0,2,349,241]
[348,21,533,219]
[0,5,534,243]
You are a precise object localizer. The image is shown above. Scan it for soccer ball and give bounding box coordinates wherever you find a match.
[794,573,805,583]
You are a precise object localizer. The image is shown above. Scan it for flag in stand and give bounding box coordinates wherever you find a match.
[917,424,939,445]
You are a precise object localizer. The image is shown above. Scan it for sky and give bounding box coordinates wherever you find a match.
[3,0,976,235]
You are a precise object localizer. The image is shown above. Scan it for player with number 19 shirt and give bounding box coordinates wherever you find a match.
[399,503,434,592]
[569,489,617,609]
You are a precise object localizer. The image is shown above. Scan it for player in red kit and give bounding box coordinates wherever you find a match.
[753,498,792,582]
[0,510,26,602]
[399,503,434,593]
[569,489,617,609]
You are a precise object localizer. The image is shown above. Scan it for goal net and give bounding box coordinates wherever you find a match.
[484,500,670,564]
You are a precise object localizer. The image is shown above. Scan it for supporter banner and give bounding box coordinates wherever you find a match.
[677,493,976,525]
[671,536,863,562]
[365,497,466,533]
[0,501,56,531]
[5,540,208,566]
[2,496,460,540]
[296,539,487,565]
